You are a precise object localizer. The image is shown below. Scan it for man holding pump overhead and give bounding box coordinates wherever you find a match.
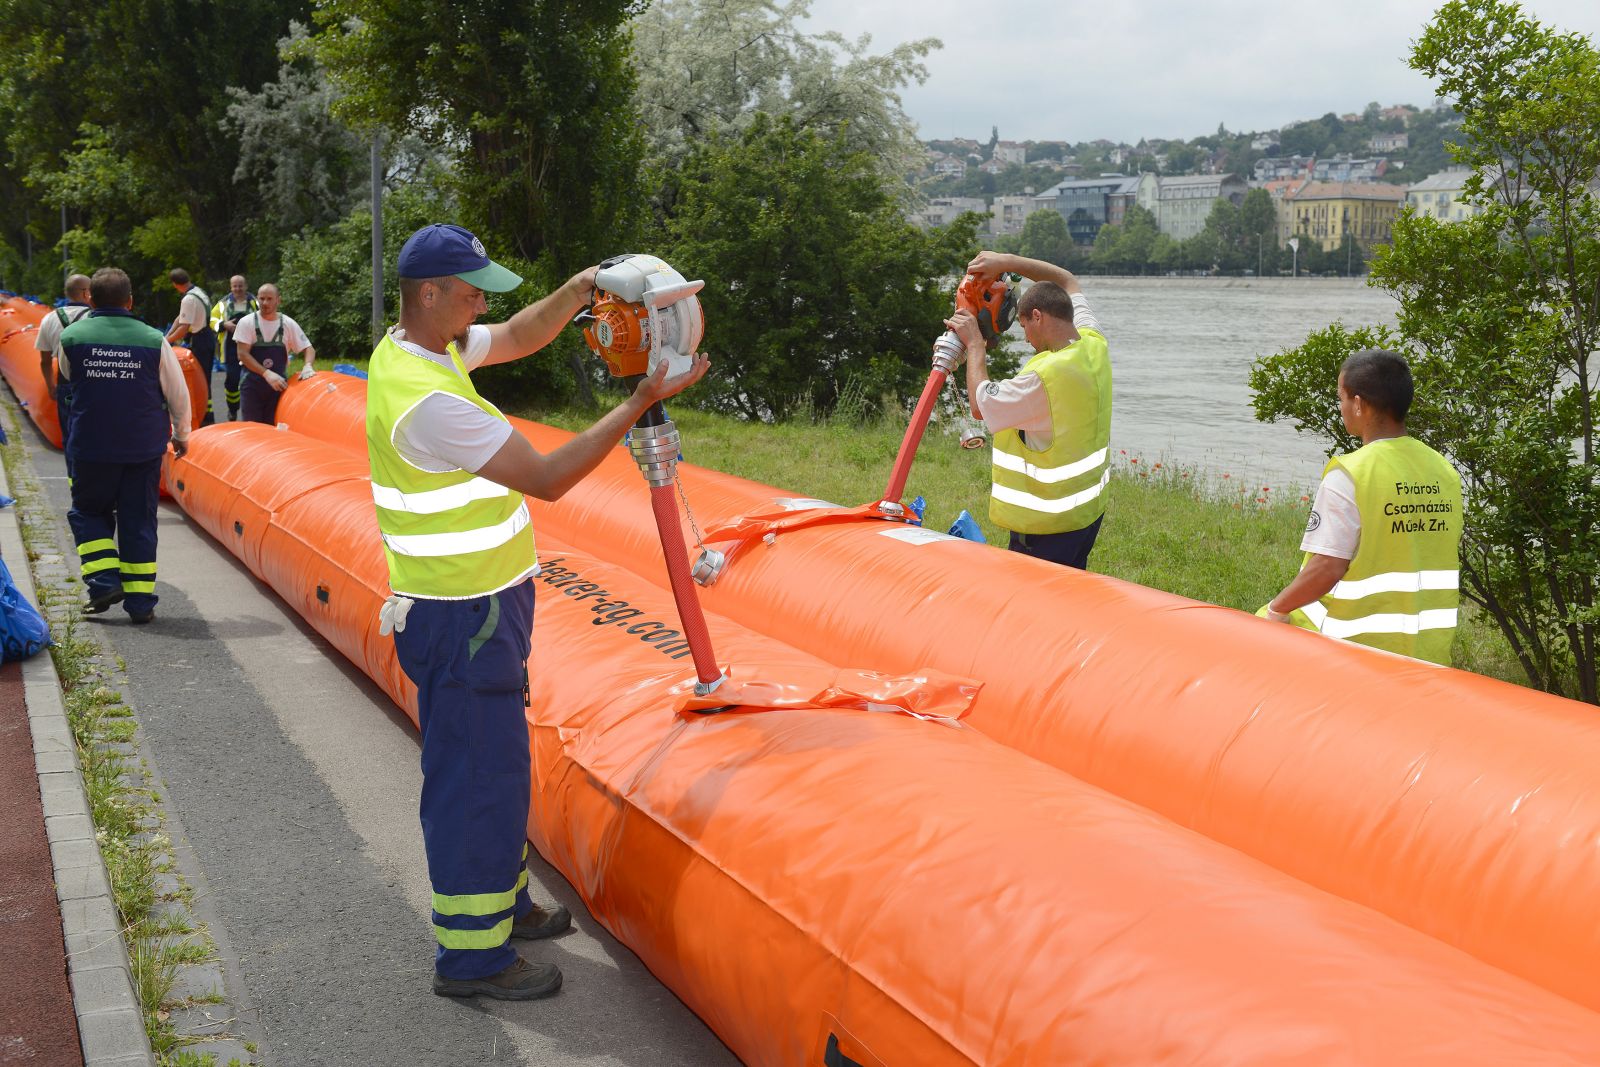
[949,251,1112,571]
[366,223,707,1002]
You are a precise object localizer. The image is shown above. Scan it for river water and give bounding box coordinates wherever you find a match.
[1034,277,1400,492]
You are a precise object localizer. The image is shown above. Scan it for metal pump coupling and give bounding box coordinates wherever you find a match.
[932,331,964,374]
[629,419,682,487]
[691,546,726,587]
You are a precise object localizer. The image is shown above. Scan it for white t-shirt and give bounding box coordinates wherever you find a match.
[234,312,312,353]
[176,288,210,332]
[387,324,513,474]
[35,304,91,360]
[975,292,1101,450]
[1300,467,1361,560]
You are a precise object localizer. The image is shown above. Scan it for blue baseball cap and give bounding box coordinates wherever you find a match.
[396,223,523,292]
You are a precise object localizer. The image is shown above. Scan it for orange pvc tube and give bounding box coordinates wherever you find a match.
[277,375,1600,1012]
[167,421,1600,1064]
[0,296,62,446]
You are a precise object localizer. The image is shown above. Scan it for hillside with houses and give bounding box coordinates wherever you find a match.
[913,100,1477,272]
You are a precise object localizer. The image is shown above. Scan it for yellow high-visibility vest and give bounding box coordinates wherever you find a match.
[366,332,536,600]
[989,328,1112,534]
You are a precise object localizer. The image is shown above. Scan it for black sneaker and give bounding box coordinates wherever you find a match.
[432,956,562,1001]
[510,903,572,941]
[82,589,124,616]
[129,609,155,625]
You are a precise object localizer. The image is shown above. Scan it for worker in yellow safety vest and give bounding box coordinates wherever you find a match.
[949,251,1112,570]
[367,223,708,1002]
[1263,348,1463,664]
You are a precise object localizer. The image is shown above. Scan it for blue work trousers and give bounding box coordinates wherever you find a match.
[1008,515,1103,571]
[393,579,536,980]
[67,455,162,615]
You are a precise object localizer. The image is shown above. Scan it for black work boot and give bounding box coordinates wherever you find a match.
[432,955,562,1001]
[510,903,572,940]
[82,589,125,616]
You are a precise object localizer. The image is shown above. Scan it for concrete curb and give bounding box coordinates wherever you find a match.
[0,451,155,1067]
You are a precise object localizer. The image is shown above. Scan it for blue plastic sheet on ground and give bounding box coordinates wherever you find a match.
[0,557,51,661]
[908,495,926,525]
[0,495,14,508]
[333,363,369,379]
[947,510,986,543]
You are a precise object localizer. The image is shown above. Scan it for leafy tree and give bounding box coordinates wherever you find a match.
[1017,210,1075,268]
[219,21,374,268]
[0,0,311,303]
[632,0,936,182]
[1252,0,1600,701]
[310,0,644,278]
[656,115,979,420]
[1091,205,1157,274]
[1163,143,1202,175]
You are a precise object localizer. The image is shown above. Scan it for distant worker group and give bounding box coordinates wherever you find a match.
[32,263,317,622]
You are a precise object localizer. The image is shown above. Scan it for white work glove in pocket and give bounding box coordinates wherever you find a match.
[378,594,415,636]
[297,365,316,381]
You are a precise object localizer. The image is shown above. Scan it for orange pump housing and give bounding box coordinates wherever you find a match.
[582,296,652,377]
[166,420,1600,1065]
[954,273,1014,341]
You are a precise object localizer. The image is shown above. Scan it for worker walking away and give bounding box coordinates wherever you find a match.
[209,275,257,421]
[165,268,216,425]
[234,283,315,425]
[35,273,93,474]
[948,251,1112,570]
[60,267,192,622]
[369,223,707,1001]
[1262,348,1463,664]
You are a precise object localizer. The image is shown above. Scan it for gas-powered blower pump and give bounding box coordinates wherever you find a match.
[577,255,725,696]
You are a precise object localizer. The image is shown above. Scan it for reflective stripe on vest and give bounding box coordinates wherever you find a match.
[991,467,1110,514]
[371,474,516,515]
[1300,599,1459,640]
[381,499,530,557]
[989,329,1112,535]
[1305,437,1463,665]
[366,332,537,600]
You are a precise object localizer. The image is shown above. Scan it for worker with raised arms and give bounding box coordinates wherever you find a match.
[366,223,707,1001]
[949,251,1112,570]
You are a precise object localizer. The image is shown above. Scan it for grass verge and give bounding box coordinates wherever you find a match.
[0,410,245,1067]
[528,395,1524,686]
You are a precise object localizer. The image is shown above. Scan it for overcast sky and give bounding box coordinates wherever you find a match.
[798,0,1600,144]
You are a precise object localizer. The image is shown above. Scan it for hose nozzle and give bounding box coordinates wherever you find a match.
[628,420,681,488]
[932,331,964,374]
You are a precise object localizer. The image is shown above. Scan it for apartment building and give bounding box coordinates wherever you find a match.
[1285,182,1407,251]
[1156,173,1247,240]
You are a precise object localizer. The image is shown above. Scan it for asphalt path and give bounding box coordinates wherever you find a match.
[21,418,739,1067]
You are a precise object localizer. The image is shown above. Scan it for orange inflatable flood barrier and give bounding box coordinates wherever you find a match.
[168,421,1600,1063]
[0,294,209,448]
[280,375,1600,1014]
[0,295,61,444]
